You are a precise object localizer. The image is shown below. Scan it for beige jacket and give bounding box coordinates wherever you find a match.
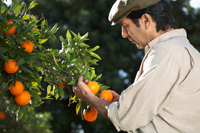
[108,29,200,133]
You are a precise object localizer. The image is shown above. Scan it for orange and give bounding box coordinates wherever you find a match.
[4,59,19,73]
[2,20,16,35]
[22,41,33,53]
[99,90,113,102]
[0,112,5,120]
[9,81,24,96]
[15,91,31,106]
[57,83,65,89]
[87,81,99,94]
[83,107,98,122]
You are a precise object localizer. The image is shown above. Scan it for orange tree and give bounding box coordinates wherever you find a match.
[0,0,109,121]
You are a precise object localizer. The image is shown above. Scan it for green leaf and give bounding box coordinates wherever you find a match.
[22,14,29,20]
[20,66,34,74]
[31,94,43,107]
[99,84,110,92]
[28,1,38,9]
[23,25,33,34]
[47,85,53,95]
[39,38,48,44]
[54,88,59,100]
[16,108,24,121]
[30,86,40,93]
[8,99,18,112]
[12,2,24,12]
[68,79,77,85]
[76,102,82,115]
[81,66,88,76]
[90,45,100,52]
[78,43,89,48]
[12,78,17,86]
[17,58,25,65]
[70,31,77,38]
[90,52,101,60]
[26,33,37,45]
[81,32,89,40]
[1,55,7,62]
[93,74,102,81]
[16,22,23,35]
[41,19,45,29]
[59,36,67,44]
[90,69,95,81]
[18,74,29,80]
[7,35,15,43]
[66,30,72,39]
[58,87,64,99]
[87,59,98,65]
[50,23,58,33]
[0,47,8,54]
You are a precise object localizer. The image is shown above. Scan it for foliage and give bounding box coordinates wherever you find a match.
[0,0,108,125]
[0,101,53,133]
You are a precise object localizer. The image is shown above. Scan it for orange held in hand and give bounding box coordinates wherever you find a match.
[83,107,98,122]
[100,90,113,102]
[4,59,19,73]
[9,81,24,96]
[22,41,34,53]
[15,90,31,106]
[2,20,16,35]
[87,81,99,94]
[0,112,5,120]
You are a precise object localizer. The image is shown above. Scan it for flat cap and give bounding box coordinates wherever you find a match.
[108,0,161,25]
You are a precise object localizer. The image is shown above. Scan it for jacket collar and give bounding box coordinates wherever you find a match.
[148,28,187,49]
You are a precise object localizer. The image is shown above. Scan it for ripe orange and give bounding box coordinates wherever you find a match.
[15,91,31,106]
[9,81,24,96]
[83,107,98,122]
[57,83,65,89]
[87,81,99,94]
[2,20,16,35]
[4,59,19,73]
[99,90,113,102]
[22,41,33,53]
[0,112,5,120]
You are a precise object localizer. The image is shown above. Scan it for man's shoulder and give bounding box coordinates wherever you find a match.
[153,36,189,55]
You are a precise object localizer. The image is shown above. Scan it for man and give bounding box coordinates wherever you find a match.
[73,0,200,132]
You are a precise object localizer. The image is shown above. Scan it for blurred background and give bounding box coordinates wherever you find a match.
[0,0,200,132]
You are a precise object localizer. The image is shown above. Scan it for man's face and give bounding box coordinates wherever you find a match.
[120,17,148,49]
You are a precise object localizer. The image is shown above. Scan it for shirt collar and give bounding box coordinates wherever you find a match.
[148,28,187,48]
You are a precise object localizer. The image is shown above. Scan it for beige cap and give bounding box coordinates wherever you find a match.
[108,0,161,25]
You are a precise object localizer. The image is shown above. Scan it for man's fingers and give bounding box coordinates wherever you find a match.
[72,85,78,92]
[78,75,83,82]
[84,79,89,84]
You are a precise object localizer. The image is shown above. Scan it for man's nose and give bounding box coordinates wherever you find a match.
[122,26,128,38]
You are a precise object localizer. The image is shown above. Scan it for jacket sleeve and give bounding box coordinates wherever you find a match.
[108,47,182,132]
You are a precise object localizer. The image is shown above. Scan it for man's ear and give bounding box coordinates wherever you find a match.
[141,13,152,29]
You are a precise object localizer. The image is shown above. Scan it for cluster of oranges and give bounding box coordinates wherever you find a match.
[83,81,113,122]
[9,81,31,106]
[2,20,33,106]
[2,21,34,73]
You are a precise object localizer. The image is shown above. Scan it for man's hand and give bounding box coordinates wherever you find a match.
[72,75,113,119]
[72,75,94,102]
[109,90,120,102]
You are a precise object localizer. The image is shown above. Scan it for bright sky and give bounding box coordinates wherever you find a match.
[190,0,200,8]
